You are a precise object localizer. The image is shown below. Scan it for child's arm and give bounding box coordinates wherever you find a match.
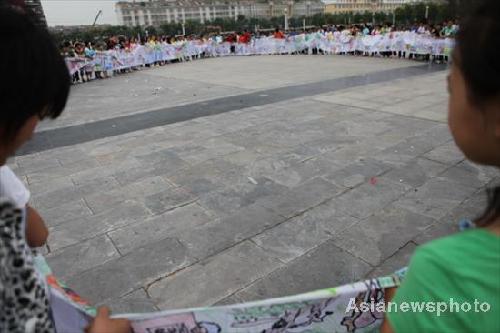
[25,205,48,248]
[85,307,131,333]
[380,288,397,333]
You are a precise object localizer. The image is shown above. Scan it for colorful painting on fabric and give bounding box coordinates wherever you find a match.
[34,255,405,333]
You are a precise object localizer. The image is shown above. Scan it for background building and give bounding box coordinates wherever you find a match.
[7,0,47,25]
[26,0,47,25]
[116,0,325,26]
[324,0,432,14]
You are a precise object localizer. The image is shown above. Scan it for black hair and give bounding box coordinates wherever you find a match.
[0,4,70,141]
[455,0,500,226]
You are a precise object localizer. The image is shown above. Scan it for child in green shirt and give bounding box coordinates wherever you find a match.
[382,1,500,332]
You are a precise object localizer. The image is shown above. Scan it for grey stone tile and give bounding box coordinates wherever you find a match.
[438,160,498,188]
[333,118,393,138]
[423,141,465,165]
[244,155,298,187]
[321,141,381,168]
[200,137,245,153]
[324,158,392,188]
[299,137,353,156]
[66,237,193,304]
[383,113,438,136]
[286,144,337,161]
[134,148,190,178]
[255,125,325,150]
[94,150,131,166]
[167,159,235,192]
[29,172,115,212]
[17,157,61,174]
[196,188,251,217]
[213,293,247,307]
[284,156,344,187]
[333,178,408,219]
[71,174,121,197]
[373,136,436,167]
[394,177,478,219]
[366,242,417,278]
[67,163,115,182]
[252,200,358,263]
[60,158,101,175]
[227,177,290,208]
[70,158,140,186]
[148,241,283,310]
[221,150,262,167]
[257,177,343,218]
[113,164,157,187]
[195,177,289,217]
[175,204,285,259]
[101,289,157,314]
[170,140,243,165]
[467,162,500,183]
[39,199,93,228]
[144,187,197,215]
[383,157,448,188]
[25,163,86,184]
[108,203,212,255]
[220,127,265,151]
[84,176,171,213]
[47,235,120,281]
[31,183,83,210]
[413,191,487,245]
[51,147,90,166]
[230,240,371,302]
[48,200,151,250]
[331,206,434,266]
[412,220,459,246]
[444,191,488,223]
[173,177,221,197]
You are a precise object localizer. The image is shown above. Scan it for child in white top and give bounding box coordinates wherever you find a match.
[0,165,48,247]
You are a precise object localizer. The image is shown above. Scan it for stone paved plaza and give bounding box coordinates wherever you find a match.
[10,55,498,313]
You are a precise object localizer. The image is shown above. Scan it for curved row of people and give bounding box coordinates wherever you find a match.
[65,23,457,84]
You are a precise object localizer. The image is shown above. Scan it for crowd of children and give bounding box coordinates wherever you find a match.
[62,20,458,84]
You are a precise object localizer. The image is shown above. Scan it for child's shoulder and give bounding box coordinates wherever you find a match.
[0,165,29,208]
[412,229,500,270]
[422,229,498,251]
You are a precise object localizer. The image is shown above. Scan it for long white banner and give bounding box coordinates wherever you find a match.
[66,32,454,75]
[34,255,405,333]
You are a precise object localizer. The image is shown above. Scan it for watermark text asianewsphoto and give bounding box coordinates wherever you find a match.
[346,298,491,317]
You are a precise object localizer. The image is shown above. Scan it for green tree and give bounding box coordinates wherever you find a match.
[145,25,157,36]
[374,11,388,25]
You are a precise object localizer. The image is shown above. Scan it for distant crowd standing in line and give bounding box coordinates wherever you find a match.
[62,20,459,84]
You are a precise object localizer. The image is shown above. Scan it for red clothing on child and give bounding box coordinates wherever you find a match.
[274,31,285,39]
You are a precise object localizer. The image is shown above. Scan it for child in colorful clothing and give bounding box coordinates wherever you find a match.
[382,1,500,332]
[0,5,130,333]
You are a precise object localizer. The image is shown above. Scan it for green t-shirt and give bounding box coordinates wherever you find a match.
[388,229,500,333]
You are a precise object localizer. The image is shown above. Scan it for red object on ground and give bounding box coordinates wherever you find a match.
[370,177,378,185]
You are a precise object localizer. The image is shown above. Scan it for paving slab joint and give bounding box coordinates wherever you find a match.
[106,233,123,257]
